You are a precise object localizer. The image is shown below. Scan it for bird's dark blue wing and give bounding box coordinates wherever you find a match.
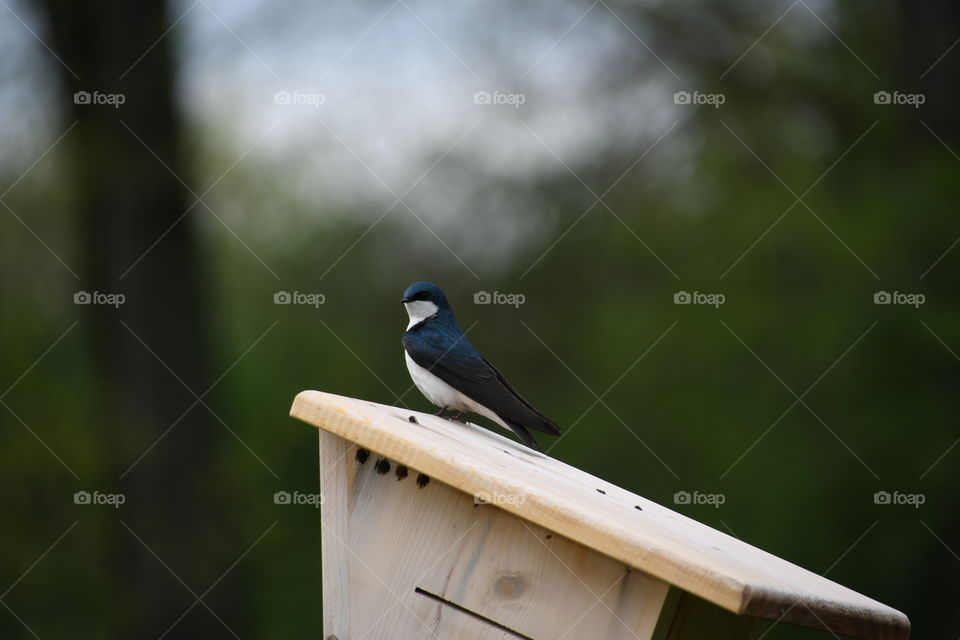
[403,322,560,436]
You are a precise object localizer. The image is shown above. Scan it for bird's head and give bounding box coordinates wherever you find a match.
[401,281,451,328]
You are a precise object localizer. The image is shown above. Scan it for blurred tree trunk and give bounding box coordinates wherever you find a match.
[36,0,239,636]
[898,2,960,143]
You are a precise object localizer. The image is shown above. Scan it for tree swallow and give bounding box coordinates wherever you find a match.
[400,281,560,449]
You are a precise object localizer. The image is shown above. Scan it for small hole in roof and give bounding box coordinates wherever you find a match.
[596,489,606,495]
[634,505,642,511]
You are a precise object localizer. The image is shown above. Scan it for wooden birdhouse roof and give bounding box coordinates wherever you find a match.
[290,390,909,640]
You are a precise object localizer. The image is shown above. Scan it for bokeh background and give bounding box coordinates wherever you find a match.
[1,0,957,637]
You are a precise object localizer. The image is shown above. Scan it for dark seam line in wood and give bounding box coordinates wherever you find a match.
[413,587,537,640]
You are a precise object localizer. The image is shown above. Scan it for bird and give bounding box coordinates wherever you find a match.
[400,281,560,450]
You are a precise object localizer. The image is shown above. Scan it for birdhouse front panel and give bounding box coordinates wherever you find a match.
[319,429,671,640]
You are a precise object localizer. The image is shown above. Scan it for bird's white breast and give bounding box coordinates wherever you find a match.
[404,351,508,429]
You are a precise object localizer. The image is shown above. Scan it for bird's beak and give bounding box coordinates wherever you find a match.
[400,297,413,304]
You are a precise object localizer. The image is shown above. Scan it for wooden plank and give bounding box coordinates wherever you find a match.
[293,390,910,640]
[414,497,669,639]
[336,438,670,639]
[319,429,352,640]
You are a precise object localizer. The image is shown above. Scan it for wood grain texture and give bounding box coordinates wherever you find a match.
[334,436,670,639]
[320,429,352,639]
[293,390,910,640]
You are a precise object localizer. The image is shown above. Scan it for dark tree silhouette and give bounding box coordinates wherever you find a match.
[35,0,241,635]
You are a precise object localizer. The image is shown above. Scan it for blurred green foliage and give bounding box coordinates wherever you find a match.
[2,1,958,638]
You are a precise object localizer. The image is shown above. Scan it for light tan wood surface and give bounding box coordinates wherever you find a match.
[292,390,909,640]
[321,430,671,639]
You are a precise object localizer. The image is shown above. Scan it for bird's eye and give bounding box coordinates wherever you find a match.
[416,291,429,300]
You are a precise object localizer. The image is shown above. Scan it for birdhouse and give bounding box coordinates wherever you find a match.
[290,390,910,640]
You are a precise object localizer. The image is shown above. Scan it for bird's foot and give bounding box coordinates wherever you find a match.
[435,407,467,423]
